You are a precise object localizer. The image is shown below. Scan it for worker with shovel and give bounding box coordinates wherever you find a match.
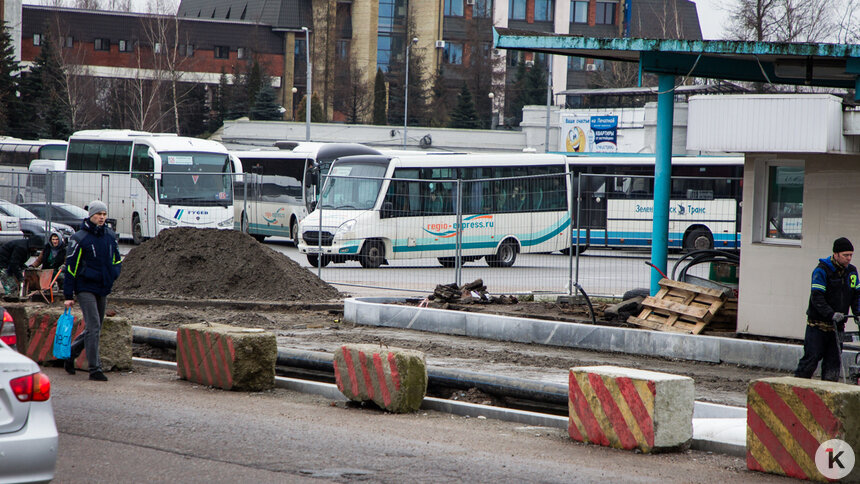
[795,237,860,382]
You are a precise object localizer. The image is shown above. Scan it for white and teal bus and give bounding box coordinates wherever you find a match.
[63,130,240,244]
[232,143,381,242]
[297,153,572,267]
[296,153,744,267]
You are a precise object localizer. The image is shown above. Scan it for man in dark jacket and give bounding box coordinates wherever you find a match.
[30,232,67,289]
[63,200,122,382]
[0,236,42,294]
[795,237,860,381]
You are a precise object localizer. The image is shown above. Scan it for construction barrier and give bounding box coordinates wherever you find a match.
[568,365,694,453]
[747,377,860,482]
[333,344,427,413]
[176,323,276,391]
[8,305,132,371]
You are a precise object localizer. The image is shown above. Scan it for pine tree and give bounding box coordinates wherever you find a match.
[372,68,387,125]
[17,29,72,138]
[448,83,480,129]
[310,92,325,122]
[508,58,547,126]
[0,22,19,134]
[250,85,283,120]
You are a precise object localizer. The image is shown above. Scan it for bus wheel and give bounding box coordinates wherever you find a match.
[307,254,330,267]
[684,228,713,251]
[290,218,299,244]
[132,215,143,245]
[488,240,518,267]
[253,234,267,243]
[359,241,385,269]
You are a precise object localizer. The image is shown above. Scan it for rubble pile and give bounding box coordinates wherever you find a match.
[113,228,340,301]
[427,279,518,305]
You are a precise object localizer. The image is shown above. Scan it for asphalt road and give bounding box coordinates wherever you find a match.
[50,365,787,484]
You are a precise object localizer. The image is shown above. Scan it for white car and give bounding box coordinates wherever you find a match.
[0,311,58,483]
[0,214,24,245]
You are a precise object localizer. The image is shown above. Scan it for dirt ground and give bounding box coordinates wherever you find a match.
[111,228,792,408]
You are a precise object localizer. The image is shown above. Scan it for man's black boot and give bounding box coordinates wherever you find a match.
[89,371,108,382]
[64,359,75,375]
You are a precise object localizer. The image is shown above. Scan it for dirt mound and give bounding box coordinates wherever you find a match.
[113,228,340,301]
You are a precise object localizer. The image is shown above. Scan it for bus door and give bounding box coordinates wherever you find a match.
[382,169,422,258]
[244,161,263,232]
[460,168,495,256]
[578,174,607,247]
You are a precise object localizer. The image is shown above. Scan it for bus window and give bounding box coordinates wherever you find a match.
[39,144,67,160]
[81,143,99,170]
[114,142,132,171]
[131,144,155,199]
[97,142,117,171]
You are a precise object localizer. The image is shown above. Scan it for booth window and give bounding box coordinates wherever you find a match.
[764,163,804,241]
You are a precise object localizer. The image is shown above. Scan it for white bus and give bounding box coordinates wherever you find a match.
[63,130,240,244]
[297,153,572,267]
[233,143,380,242]
[0,137,67,203]
[567,155,743,251]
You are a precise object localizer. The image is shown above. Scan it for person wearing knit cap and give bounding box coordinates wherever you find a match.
[795,237,860,381]
[62,200,122,382]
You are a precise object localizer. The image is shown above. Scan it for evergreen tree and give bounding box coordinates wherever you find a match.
[250,85,283,120]
[295,94,307,122]
[310,92,325,122]
[448,83,480,129]
[508,58,547,126]
[210,69,230,130]
[17,30,72,138]
[178,83,208,136]
[0,22,19,135]
[372,68,387,125]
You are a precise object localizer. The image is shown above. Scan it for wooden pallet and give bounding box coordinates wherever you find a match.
[627,278,728,334]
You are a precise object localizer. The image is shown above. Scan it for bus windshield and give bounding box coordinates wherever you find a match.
[320,162,387,210]
[159,152,233,206]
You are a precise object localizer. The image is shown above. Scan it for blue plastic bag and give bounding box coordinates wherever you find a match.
[52,308,74,359]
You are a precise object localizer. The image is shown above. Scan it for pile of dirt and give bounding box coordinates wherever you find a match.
[113,228,340,301]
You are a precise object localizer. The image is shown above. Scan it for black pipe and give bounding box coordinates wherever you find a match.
[133,326,569,405]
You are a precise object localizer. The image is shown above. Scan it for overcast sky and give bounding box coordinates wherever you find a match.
[22,0,732,40]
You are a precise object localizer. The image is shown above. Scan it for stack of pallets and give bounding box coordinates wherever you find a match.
[626,278,728,335]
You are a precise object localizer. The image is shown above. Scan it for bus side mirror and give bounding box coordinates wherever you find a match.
[381,201,393,219]
[309,200,317,212]
[305,170,318,188]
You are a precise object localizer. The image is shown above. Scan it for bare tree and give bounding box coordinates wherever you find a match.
[724,0,839,42]
[333,65,372,124]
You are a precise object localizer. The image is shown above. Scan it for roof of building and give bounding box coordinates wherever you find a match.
[176,0,311,31]
[493,28,860,89]
[23,5,285,53]
[629,0,702,40]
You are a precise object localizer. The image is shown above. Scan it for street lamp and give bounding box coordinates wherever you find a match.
[487,92,495,130]
[291,87,298,120]
[403,37,418,148]
[301,27,311,142]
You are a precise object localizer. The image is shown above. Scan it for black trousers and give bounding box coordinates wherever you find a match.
[794,325,843,382]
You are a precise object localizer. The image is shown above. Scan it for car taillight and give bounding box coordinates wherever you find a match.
[0,310,15,346]
[9,372,51,402]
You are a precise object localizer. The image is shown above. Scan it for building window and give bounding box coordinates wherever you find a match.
[118,40,132,52]
[568,56,585,70]
[214,45,230,59]
[535,0,554,21]
[336,40,349,59]
[761,162,804,241]
[595,1,616,24]
[509,50,523,67]
[509,0,526,20]
[182,44,194,57]
[444,42,463,65]
[445,0,464,16]
[237,47,247,59]
[570,1,588,23]
[33,34,42,46]
[474,0,492,18]
[64,36,73,48]
[295,39,306,60]
[154,42,162,54]
[94,38,110,51]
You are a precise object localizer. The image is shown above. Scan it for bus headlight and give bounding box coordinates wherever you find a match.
[157,215,178,226]
[217,217,234,228]
[335,219,356,238]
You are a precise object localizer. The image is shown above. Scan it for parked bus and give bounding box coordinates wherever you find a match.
[297,153,743,267]
[567,155,743,251]
[233,142,380,242]
[0,138,67,202]
[63,130,240,244]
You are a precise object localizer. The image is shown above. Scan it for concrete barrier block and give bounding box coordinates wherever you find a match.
[747,377,860,482]
[176,323,276,391]
[333,344,427,413]
[568,365,694,453]
[8,306,131,371]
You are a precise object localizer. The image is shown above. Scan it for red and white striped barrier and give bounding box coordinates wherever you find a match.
[177,323,276,391]
[333,344,427,413]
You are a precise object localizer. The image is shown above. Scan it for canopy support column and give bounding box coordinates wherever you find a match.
[650,74,675,295]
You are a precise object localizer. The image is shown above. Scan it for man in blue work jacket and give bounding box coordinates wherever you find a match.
[62,200,122,382]
[795,237,860,382]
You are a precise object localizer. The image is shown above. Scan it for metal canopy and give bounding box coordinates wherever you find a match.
[494,28,860,90]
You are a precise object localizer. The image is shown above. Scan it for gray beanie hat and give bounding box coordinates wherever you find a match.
[88,200,108,217]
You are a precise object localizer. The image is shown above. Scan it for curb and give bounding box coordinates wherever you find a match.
[111,296,343,312]
[343,296,847,372]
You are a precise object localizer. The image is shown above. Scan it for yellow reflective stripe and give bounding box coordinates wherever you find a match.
[68,249,82,277]
[811,284,826,291]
